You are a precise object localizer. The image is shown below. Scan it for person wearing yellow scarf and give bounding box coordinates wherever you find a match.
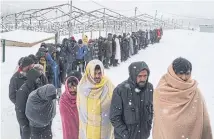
[77,59,115,139]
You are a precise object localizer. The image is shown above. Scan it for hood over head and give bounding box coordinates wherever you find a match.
[36,84,56,101]
[85,59,105,83]
[128,61,150,84]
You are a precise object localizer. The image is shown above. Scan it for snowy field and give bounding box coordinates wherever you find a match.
[1,29,214,139]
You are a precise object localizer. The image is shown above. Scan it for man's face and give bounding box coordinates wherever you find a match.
[68,82,77,95]
[136,70,148,88]
[94,69,102,83]
[177,73,191,81]
[22,64,34,72]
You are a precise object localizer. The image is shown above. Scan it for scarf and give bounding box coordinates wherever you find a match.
[77,60,115,139]
[152,65,213,139]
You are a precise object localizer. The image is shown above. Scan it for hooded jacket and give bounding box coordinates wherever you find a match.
[66,40,78,63]
[84,43,94,62]
[77,59,115,139]
[25,84,56,128]
[9,71,27,104]
[110,61,154,139]
[60,76,79,139]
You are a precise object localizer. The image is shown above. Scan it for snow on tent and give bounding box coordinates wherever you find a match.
[0,30,55,47]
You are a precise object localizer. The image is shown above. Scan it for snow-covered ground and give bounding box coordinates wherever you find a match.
[1,29,214,139]
[0,30,55,43]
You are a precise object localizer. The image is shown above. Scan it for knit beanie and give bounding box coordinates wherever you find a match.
[20,57,34,68]
[172,57,192,74]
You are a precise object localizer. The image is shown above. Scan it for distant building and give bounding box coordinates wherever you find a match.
[199,25,214,33]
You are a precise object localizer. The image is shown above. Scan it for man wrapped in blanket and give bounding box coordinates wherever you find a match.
[77,59,115,139]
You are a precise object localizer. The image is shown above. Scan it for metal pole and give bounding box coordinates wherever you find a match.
[1,39,5,63]
[69,0,73,37]
[135,7,137,32]
[154,10,157,28]
[15,14,17,30]
[1,17,4,33]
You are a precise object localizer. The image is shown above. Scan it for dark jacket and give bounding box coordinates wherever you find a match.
[15,70,47,127]
[9,71,27,104]
[84,43,94,62]
[93,40,99,59]
[98,39,104,56]
[104,40,113,58]
[26,84,56,128]
[66,40,78,63]
[112,38,117,56]
[110,61,154,139]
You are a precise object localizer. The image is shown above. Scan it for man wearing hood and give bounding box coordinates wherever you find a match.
[59,71,82,139]
[16,67,48,139]
[25,84,57,139]
[66,37,78,75]
[110,61,154,139]
[77,59,115,139]
[103,33,113,69]
[153,57,213,139]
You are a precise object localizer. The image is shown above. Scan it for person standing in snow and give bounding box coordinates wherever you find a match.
[25,84,57,139]
[114,35,121,66]
[75,39,87,73]
[129,34,134,56]
[36,48,54,84]
[9,57,34,139]
[110,34,117,67]
[66,37,78,75]
[77,59,115,139]
[110,61,154,139]
[48,45,65,98]
[9,57,34,105]
[153,57,213,139]
[15,66,47,139]
[103,33,113,69]
[59,71,82,139]
[84,39,94,67]
[98,36,105,63]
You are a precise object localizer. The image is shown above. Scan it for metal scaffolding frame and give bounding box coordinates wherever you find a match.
[0,2,175,36]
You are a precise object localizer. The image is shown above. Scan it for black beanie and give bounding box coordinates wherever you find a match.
[28,54,38,64]
[172,57,192,74]
[78,39,83,44]
[20,57,34,68]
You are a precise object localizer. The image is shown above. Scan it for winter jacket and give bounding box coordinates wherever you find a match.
[112,38,117,56]
[9,71,27,104]
[15,73,48,127]
[115,38,121,61]
[51,52,65,88]
[104,40,113,58]
[110,61,154,139]
[129,37,134,55]
[25,84,56,128]
[77,59,115,139]
[76,45,87,60]
[59,76,79,139]
[93,41,99,59]
[84,44,94,62]
[66,40,78,63]
[98,39,105,56]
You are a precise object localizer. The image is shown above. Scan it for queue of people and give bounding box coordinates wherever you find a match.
[8,27,213,139]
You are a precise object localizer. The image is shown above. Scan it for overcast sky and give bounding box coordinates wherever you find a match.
[1,0,214,26]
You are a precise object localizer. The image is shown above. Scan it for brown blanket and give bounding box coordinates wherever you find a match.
[152,64,212,139]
